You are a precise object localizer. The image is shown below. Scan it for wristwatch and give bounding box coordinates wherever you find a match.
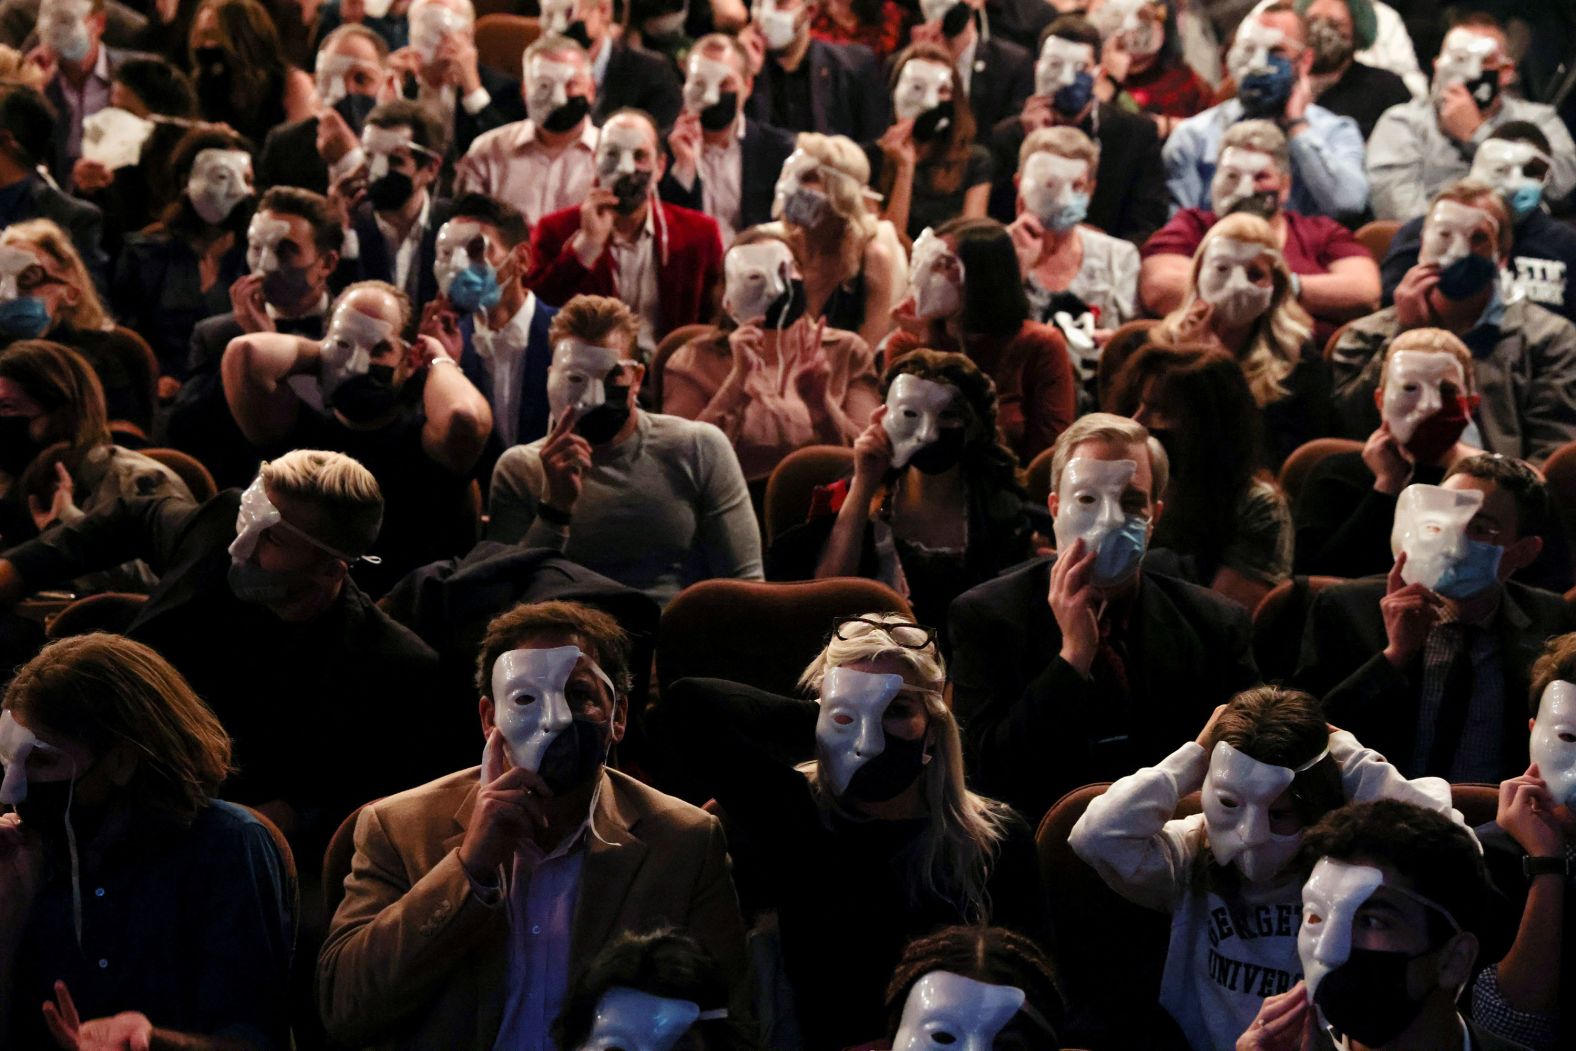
[1522,855,1573,878]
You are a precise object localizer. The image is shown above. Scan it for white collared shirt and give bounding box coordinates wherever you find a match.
[374,191,431,301]
[697,116,745,245]
[472,291,539,448]
[608,208,659,355]
[590,35,612,89]
[955,34,977,97]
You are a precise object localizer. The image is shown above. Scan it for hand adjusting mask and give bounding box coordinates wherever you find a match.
[490,644,616,793]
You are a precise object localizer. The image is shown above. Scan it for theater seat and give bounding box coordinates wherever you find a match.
[1322,321,1352,363]
[244,805,299,923]
[648,323,715,410]
[1277,437,1363,507]
[1252,575,1346,682]
[763,445,855,546]
[656,578,912,696]
[1353,219,1402,263]
[474,14,540,77]
[140,447,218,502]
[1542,440,1576,577]
[1450,783,1499,829]
[1097,319,1160,409]
[322,799,378,921]
[45,592,148,639]
[1024,445,1056,509]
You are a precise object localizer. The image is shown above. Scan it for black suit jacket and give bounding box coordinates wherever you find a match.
[340,195,453,319]
[19,177,107,291]
[403,65,524,158]
[746,38,889,143]
[965,34,1033,135]
[257,116,328,194]
[45,47,153,182]
[657,117,796,232]
[983,0,1055,50]
[950,557,1260,822]
[987,102,1168,245]
[593,40,683,131]
[1294,577,1576,780]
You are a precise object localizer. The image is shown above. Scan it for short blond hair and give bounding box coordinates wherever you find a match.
[1379,328,1477,394]
[331,280,411,336]
[0,220,109,332]
[549,295,640,354]
[1430,179,1513,257]
[1218,119,1289,172]
[1018,126,1100,172]
[1049,412,1169,500]
[260,449,383,557]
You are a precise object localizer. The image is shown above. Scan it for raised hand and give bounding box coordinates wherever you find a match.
[1380,552,1446,667]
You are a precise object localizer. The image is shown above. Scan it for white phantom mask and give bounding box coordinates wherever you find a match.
[1390,483,1485,591]
[893,59,952,122]
[186,148,252,225]
[1019,151,1088,226]
[1226,18,1285,85]
[814,666,905,796]
[1197,235,1274,327]
[409,0,466,63]
[0,709,70,805]
[577,986,727,1051]
[0,245,37,300]
[1035,35,1095,97]
[434,220,488,297]
[315,52,375,107]
[246,213,291,274]
[546,338,622,422]
[595,122,649,180]
[363,124,423,180]
[754,0,799,52]
[38,0,91,61]
[1209,146,1274,215]
[228,473,360,564]
[1052,457,1142,584]
[490,645,613,773]
[891,971,1027,1051]
[1089,0,1159,56]
[1419,199,1498,268]
[1202,739,1313,883]
[524,55,581,127]
[363,0,393,17]
[723,241,794,324]
[1297,858,1386,1000]
[1433,28,1499,93]
[80,107,154,170]
[882,373,958,469]
[320,303,395,397]
[907,228,963,321]
[917,0,954,24]
[1530,680,1576,811]
[683,53,735,113]
[1381,350,1467,444]
[1469,139,1552,201]
[538,0,573,34]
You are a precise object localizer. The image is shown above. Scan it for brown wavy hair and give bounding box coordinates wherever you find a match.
[883,42,978,198]
[0,339,111,449]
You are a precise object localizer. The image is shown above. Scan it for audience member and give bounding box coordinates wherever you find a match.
[0,633,294,1051]
[187,0,316,147]
[1288,0,1409,140]
[950,412,1260,819]
[1089,0,1213,135]
[391,0,524,156]
[663,226,878,482]
[487,295,762,606]
[35,0,149,183]
[807,0,908,60]
[654,614,1052,1049]
[1331,181,1576,463]
[745,0,888,141]
[535,0,682,129]
[310,0,407,54]
[1296,454,1575,783]
[0,82,107,286]
[259,24,391,195]
[1367,15,1576,222]
[318,599,748,1049]
[910,0,1033,134]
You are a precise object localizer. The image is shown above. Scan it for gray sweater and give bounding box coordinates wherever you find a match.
[486,411,764,606]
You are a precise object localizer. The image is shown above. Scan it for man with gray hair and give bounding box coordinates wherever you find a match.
[392,0,524,156]
[949,412,1261,819]
[1141,117,1379,343]
[0,447,443,859]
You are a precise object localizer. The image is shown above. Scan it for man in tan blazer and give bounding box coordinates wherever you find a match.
[316,600,748,1050]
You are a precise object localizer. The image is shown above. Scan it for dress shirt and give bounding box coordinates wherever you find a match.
[472,291,538,448]
[416,78,493,151]
[55,45,112,162]
[955,33,977,97]
[590,35,612,89]
[374,191,431,301]
[455,119,599,228]
[608,208,660,355]
[695,117,745,245]
[1412,617,1503,782]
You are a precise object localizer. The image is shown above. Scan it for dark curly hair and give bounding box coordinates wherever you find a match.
[884,926,1065,1047]
[882,348,1023,497]
[159,125,255,237]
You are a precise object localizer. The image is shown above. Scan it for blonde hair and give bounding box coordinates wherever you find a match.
[798,612,1013,921]
[1379,328,1477,394]
[1018,125,1100,172]
[1160,213,1312,406]
[260,449,383,557]
[780,132,877,283]
[1049,411,1170,500]
[0,220,110,332]
[549,294,640,354]
[1218,119,1289,172]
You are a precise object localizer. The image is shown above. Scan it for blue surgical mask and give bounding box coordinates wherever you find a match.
[1046,191,1090,233]
[1052,70,1094,117]
[0,296,52,339]
[1093,514,1149,586]
[1433,538,1503,599]
[1238,54,1296,119]
[448,265,503,313]
[1507,182,1543,221]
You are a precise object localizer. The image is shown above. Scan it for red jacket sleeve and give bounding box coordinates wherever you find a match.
[525,207,616,307]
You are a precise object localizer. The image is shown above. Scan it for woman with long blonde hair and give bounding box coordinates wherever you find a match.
[1150,212,1332,466]
[654,613,1050,1050]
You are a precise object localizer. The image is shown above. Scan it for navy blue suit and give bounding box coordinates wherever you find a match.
[658,117,796,233]
[340,195,453,321]
[746,38,888,142]
[458,296,558,483]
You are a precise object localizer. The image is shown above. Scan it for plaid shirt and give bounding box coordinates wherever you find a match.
[1469,840,1574,1051]
[1411,619,1503,782]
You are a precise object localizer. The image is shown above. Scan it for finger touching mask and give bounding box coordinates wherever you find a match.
[1090,0,1159,56]
[1530,679,1576,811]
[1201,740,1313,882]
[1297,857,1385,1000]
[1390,483,1501,598]
[891,971,1028,1051]
[1432,28,1498,96]
[490,644,613,773]
[907,227,964,321]
[882,372,958,470]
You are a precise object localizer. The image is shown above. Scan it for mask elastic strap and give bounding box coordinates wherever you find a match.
[274,515,382,565]
[1293,746,1331,773]
[64,757,82,949]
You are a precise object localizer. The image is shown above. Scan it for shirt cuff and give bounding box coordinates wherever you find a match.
[340,227,361,261]
[329,147,365,183]
[461,87,492,116]
[464,866,504,905]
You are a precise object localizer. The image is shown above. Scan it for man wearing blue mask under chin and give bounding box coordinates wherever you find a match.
[950,412,1261,820]
[1297,454,1576,784]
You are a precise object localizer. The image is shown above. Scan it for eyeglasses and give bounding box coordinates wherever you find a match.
[831,616,936,650]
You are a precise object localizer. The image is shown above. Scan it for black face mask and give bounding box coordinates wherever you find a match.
[1226,189,1280,220]
[576,382,632,444]
[194,45,228,80]
[610,169,653,214]
[564,19,593,49]
[333,92,378,136]
[1435,252,1498,300]
[699,91,739,131]
[939,1,971,37]
[368,169,416,211]
[1314,947,1434,1047]
[912,100,955,144]
[1465,69,1500,111]
[764,277,807,328]
[0,414,44,477]
[330,364,401,422]
[536,715,609,794]
[843,733,927,803]
[908,426,967,475]
[542,94,591,133]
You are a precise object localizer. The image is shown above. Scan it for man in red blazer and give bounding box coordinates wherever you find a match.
[526,108,724,359]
